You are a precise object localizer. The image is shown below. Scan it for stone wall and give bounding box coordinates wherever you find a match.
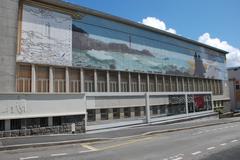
[0,122,85,138]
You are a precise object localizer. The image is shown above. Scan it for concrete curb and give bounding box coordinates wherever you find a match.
[143,119,240,136]
[1,119,240,151]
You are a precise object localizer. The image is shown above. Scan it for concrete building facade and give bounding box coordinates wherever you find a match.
[0,0,230,136]
[228,67,240,112]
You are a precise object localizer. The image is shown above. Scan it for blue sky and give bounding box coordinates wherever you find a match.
[65,0,240,67]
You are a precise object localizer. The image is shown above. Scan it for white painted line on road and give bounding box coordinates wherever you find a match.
[172,157,183,160]
[192,151,202,155]
[20,156,39,160]
[220,143,227,146]
[231,140,238,143]
[79,150,94,154]
[51,153,67,157]
[207,147,216,150]
[81,143,98,151]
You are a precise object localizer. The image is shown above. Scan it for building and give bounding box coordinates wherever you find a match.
[0,0,230,136]
[228,67,240,112]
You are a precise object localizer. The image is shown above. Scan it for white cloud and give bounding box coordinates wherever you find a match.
[198,33,240,68]
[141,17,176,34]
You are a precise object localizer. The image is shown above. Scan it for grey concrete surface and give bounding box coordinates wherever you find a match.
[1,118,240,160]
[1,116,240,149]
[0,0,18,93]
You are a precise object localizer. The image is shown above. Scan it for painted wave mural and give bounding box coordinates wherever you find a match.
[72,21,227,80]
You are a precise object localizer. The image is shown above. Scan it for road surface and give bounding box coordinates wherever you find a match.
[1,121,240,160]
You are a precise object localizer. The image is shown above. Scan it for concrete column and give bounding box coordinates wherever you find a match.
[94,70,97,92]
[80,68,84,92]
[128,72,132,92]
[5,120,10,131]
[187,78,190,91]
[95,109,101,121]
[130,107,135,117]
[49,66,54,93]
[106,71,110,92]
[176,77,179,92]
[65,67,69,93]
[155,75,158,92]
[163,76,166,92]
[31,64,36,93]
[145,93,151,123]
[108,108,113,120]
[118,71,121,92]
[193,78,196,92]
[157,106,161,115]
[138,73,141,92]
[182,77,185,92]
[185,94,189,115]
[120,108,124,118]
[147,74,150,92]
[48,117,53,126]
[169,76,172,92]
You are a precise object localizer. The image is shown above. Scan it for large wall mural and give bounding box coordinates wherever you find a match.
[72,19,227,80]
[17,5,72,66]
[17,4,227,80]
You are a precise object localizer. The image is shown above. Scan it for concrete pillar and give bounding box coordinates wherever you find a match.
[94,70,97,92]
[65,67,69,93]
[118,71,121,92]
[169,76,172,92]
[5,120,11,131]
[138,73,141,92]
[163,76,166,92]
[108,108,113,120]
[193,78,196,92]
[48,117,53,126]
[130,107,135,117]
[185,94,189,115]
[187,78,190,91]
[176,77,179,92]
[145,93,150,123]
[147,74,150,92]
[106,71,110,92]
[49,66,54,93]
[31,64,36,93]
[80,68,84,92]
[128,72,132,92]
[182,77,185,92]
[155,75,158,92]
[95,109,101,121]
[120,108,124,118]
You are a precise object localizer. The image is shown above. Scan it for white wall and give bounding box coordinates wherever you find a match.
[0,94,86,120]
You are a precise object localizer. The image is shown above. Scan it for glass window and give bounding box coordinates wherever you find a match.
[0,120,5,131]
[10,119,21,130]
[54,68,65,92]
[113,108,120,119]
[134,107,141,117]
[16,65,31,92]
[124,108,131,118]
[36,66,49,92]
[100,109,108,120]
[87,109,96,122]
[69,69,81,92]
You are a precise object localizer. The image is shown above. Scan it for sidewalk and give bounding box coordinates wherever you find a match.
[1,116,240,151]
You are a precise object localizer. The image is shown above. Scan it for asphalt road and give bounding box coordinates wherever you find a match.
[1,121,240,160]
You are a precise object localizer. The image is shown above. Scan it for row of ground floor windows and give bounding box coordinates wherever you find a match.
[16,64,223,95]
[87,102,214,122]
[0,115,84,131]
